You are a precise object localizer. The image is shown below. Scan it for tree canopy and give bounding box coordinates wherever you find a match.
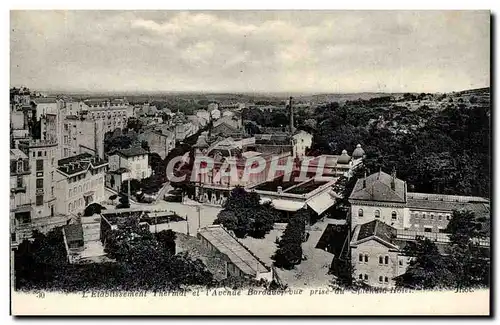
[396,210,490,290]
[213,187,279,238]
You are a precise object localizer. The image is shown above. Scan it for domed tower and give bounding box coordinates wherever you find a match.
[337,149,351,164]
[352,144,365,160]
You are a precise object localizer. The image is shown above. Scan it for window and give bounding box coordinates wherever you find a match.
[424,227,432,233]
[32,152,35,158]
[51,186,54,196]
[36,178,43,189]
[17,160,23,173]
[36,195,43,206]
[384,277,389,283]
[375,210,380,218]
[447,215,451,221]
[358,209,363,217]
[379,256,383,264]
[38,151,42,157]
[430,214,434,220]
[391,211,397,220]
[399,260,403,266]
[359,274,363,280]
[438,228,446,233]
[44,151,47,156]
[422,213,426,219]
[364,254,369,263]
[36,159,43,171]
[364,274,368,281]
[359,254,363,262]
[79,185,82,193]
[438,215,442,221]
[16,176,23,188]
[379,276,383,283]
[385,256,389,265]
[69,189,72,197]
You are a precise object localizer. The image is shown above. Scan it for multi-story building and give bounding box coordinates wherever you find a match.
[17,138,59,218]
[292,130,313,159]
[106,147,151,191]
[349,170,490,288]
[54,153,108,216]
[10,149,32,245]
[61,116,105,159]
[137,128,175,159]
[65,98,133,133]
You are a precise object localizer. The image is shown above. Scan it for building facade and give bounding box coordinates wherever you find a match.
[54,153,108,216]
[108,147,151,181]
[348,170,490,288]
[61,116,105,159]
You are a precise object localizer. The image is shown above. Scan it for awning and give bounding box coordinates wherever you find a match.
[271,199,306,212]
[259,197,272,205]
[307,191,337,215]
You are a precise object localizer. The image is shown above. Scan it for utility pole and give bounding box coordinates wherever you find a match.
[186,214,190,236]
[127,177,131,203]
[197,206,201,231]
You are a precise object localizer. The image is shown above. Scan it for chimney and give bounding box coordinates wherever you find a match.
[289,96,295,134]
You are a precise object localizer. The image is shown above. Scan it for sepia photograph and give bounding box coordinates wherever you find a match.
[8,8,491,316]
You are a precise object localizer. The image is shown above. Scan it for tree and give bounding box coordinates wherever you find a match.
[117,195,130,209]
[272,209,308,269]
[445,210,490,289]
[149,153,164,176]
[141,140,150,152]
[395,237,454,289]
[156,230,177,255]
[83,203,106,217]
[120,179,142,196]
[213,187,278,238]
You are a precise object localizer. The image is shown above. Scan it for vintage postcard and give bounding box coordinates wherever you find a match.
[9,10,490,316]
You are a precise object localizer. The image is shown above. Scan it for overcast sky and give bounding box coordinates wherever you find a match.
[10,10,490,93]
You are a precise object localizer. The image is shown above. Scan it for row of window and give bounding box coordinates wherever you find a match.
[68,169,105,183]
[358,209,397,220]
[411,212,451,221]
[90,111,127,119]
[378,276,390,283]
[358,254,391,265]
[68,198,85,212]
[32,151,47,158]
[358,274,369,281]
[68,177,103,197]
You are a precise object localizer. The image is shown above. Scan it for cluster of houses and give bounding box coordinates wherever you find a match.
[10,89,490,289]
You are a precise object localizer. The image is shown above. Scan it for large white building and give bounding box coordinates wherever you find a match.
[349,170,490,288]
[66,98,133,133]
[54,153,108,216]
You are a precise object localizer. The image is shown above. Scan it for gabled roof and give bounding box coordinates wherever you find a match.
[357,219,397,244]
[57,153,108,176]
[351,219,399,249]
[349,170,406,203]
[110,147,149,158]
